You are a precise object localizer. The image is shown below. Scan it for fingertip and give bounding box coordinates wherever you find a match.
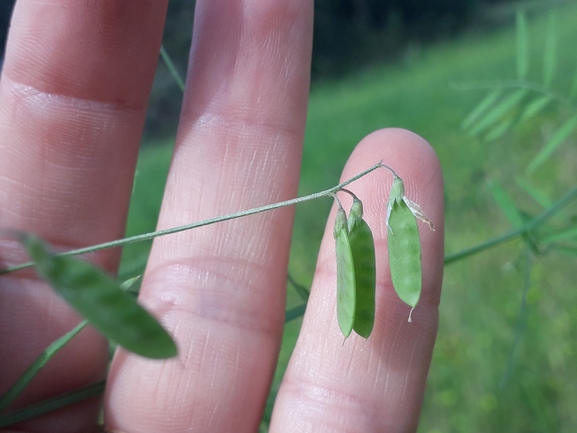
[345,128,442,200]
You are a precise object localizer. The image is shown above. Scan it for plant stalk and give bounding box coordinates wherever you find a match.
[0,163,385,275]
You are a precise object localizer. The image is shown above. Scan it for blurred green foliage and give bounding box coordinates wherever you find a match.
[140,0,545,136]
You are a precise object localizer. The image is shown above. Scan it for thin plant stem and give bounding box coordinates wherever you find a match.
[160,45,185,93]
[0,163,385,275]
[0,320,89,412]
[499,245,532,390]
[0,381,105,429]
[445,184,577,264]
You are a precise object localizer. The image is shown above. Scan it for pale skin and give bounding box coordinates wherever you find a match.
[0,1,444,432]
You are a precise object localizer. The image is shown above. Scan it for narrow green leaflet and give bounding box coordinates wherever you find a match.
[526,114,577,174]
[347,198,376,338]
[20,234,177,359]
[461,89,503,131]
[540,225,577,244]
[0,381,105,429]
[285,304,307,323]
[334,205,356,338]
[543,12,557,87]
[519,95,553,123]
[516,10,529,81]
[469,89,527,137]
[0,320,88,412]
[572,62,577,98]
[484,116,515,142]
[487,179,524,228]
[160,45,185,93]
[516,176,551,209]
[287,273,310,302]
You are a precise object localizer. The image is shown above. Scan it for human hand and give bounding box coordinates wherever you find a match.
[0,1,444,432]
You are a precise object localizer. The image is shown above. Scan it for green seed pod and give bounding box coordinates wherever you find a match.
[347,199,376,338]
[387,199,422,309]
[334,205,355,338]
[334,193,377,339]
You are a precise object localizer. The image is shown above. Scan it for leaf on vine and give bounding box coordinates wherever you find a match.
[20,234,177,359]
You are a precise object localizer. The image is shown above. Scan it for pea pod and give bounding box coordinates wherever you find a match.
[385,173,434,318]
[347,198,376,338]
[333,194,377,339]
[21,234,178,359]
[387,199,422,308]
[334,205,356,338]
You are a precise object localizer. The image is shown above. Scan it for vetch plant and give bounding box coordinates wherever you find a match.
[447,8,577,395]
[0,161,434,428]
[0,45,438,426]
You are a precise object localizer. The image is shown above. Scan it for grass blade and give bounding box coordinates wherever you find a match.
[526,114,577,174]
[487,179,524,228]
[0,320,88,412]
[516,177,551,209]
[484,116,514,141]
[0,382,104,429]
[519,95,553,122]
[461,88,503,130]
[160,45,185,93]
[516,10,529,81]
[572,61,577,98]
[287,273,309,302]
[21,234,178,359]
[285,304,306,323]
[469,89,527,137]
[543,12,557,87]
[540,224,577,244]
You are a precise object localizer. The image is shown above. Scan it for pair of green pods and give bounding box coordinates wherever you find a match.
[334,174,434,338]
[334,196,376,339]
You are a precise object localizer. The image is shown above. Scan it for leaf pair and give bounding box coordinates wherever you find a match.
[334,194,376,339]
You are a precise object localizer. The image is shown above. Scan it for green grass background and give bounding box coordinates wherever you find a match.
[122,3,577,431]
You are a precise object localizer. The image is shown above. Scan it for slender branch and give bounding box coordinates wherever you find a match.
[444,184,577,264]
[0,163,385,275]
